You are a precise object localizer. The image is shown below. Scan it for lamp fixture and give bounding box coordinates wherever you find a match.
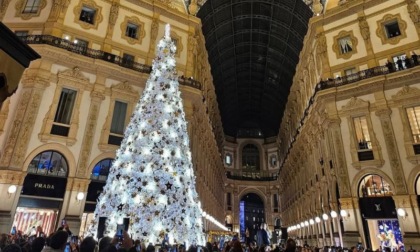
[331,210,338,218]
[304,221,309,226]
[297,224,301,229]
[7,185,17,198]
[315,216,321,223]
[322,213,329,220]
[309,219,314,225]
[76,192,85,203]
[397,208,407,219]
[340,209,350,220]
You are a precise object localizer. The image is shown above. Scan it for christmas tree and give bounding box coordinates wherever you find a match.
[88,24,205,245]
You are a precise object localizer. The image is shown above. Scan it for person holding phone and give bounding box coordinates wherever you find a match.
[41,230,68,252]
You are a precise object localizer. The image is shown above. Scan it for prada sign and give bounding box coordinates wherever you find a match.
[22,174,67,198]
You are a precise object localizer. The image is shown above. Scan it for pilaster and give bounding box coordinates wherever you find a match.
[44,0,70,36]
[103,0,120,53]
[375,108,408,195]
[0,73,50,170]
[75,89,105,178]
[324,118,352,198]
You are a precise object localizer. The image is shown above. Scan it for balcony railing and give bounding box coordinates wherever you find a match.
[21,35,202,90]
[226,170,278,181]
[316,58,420,91]
[316,66,389,90]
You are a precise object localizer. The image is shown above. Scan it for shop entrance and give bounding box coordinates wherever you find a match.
[79,158,113,237]
[358,174,404,251]
[13,150,68,236]
[239,193,265,243]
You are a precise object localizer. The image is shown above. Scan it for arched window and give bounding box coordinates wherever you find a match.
[91,159,113,182]
[359,174,393,198]
[415,174,420,195]
[242,144,259,170]
[27,151,68,177]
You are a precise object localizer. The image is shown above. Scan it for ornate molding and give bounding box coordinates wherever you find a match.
[376,13,408,45]
[392,85,420,106]
[58,67,90,89]
[14,0,47,20]
[406,0,420,29]
[0,0,11,19]
[341,97,369,113]
[358,16,370,41]
[376,108,408,194]
[0,98,10,136]
[73,0,103,30]
[171,30,183,58]
[332,30,359,60]
[0,170,25,185]
[76,98,102,177]
[120,15,146,45]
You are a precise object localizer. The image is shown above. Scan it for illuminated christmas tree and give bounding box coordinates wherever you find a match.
[88,24,205,245]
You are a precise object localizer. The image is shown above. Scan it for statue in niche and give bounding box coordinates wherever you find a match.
[358,16,370,40]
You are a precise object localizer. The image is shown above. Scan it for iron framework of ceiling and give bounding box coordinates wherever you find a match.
[197,0,312,137]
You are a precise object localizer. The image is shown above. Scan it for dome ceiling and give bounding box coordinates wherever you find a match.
[197,0,312,137]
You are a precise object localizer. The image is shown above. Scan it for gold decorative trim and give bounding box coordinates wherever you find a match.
[171,31,183,58]
[120,16,146,45]
[376,13,408,45]
[15,0,47,20]
[98,81,139,152]
[73,0,103,30]
[340,97,384,170]
[39,67,90,146]
[332,30,358,60]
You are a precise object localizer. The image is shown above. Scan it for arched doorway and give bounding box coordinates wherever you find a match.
[358,174,403,250]
[14,150,68,236]
[79,158,113,236]
[240,193,264,243]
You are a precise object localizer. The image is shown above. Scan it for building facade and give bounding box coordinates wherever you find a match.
[279,0,420,249]
[0,0,225,236]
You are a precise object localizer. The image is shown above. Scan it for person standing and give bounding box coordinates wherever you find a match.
[260,223,270,247]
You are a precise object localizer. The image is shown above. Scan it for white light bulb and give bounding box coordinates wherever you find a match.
[8,185,17,194]
[331,210,338,218]
[322,213,329,220]
[76,192,85,201]
[397,208,406,217]
[315,217,321,223]
[340,209,348,218]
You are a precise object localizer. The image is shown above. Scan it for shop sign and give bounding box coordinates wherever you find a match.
[359,197,397,218]
[22,174,67,198]
[86,181,105,202]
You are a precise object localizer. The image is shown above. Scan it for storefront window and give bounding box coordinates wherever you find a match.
[12,207,58,236]
[359,174,393,197]
[90,159,113,182]
[27,151,68,177]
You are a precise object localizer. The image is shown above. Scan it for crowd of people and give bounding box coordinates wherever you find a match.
[0,225,416,252]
